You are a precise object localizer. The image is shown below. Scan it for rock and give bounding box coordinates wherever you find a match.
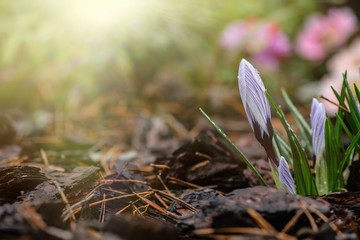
[177,186,330,234]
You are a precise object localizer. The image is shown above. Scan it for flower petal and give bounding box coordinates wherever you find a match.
[310,98,326,159]
[238,59,272,139]
[278,156,296,194]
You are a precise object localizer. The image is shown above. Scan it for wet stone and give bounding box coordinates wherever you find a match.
[24,166,99,204]
[177,186,330,234]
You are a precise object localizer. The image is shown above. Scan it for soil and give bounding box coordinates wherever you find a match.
[0,114,359,240]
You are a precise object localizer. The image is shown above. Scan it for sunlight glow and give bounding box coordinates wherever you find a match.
[49,0,160,38]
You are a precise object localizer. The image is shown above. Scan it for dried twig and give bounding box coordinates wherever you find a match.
[246,208,276,232]
[19,203,47,231]
[320,95,350,113]
[100,179,149,185]
[303,207,318,231]
[133,191,179,219]
[116,191,153,215]
[54,181,76,223]
[189,160,210,172]
[194,152,212,160]
[40,149,49,167]
[281,208,305,233]
[157,174,172,196]
[308,205,346,239]
[168,176,202,189]
[154,192,169,209]
[90,191,151,207]
[150,163,171,170]
[154,189,198,213]
[99,193,106,223]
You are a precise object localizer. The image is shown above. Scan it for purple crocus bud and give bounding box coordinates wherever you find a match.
[278,156,296,194]
[311,98,328,194]
[238,59,277,165]
[310,98,326,160]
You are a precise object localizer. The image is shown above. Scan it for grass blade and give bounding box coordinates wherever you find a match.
[281,89,312,154]
[354,84,360,102]
[334,130,360,190]
[342,76,360,130]
[273,132,292,166]
[324,118,342,192]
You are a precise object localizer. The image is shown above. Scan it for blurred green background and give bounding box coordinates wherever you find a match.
[0,0,358,123]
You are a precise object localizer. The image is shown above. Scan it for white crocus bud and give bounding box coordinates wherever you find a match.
[311,98,327,194]
[238,59,277,165]
[278,156,296,194]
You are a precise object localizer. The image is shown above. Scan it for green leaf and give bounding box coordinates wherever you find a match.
[342,75,360,130]
[335,113,353,140]
[335,129,360,189]
[329,76,360,191]
[324,118,342,193]
[267,92,317,195]
[281,89,312,155]
[199,108,267,186]
[269,160,280,188]
[354,84,360,102]
[331,82,347,113]
[273,132,292,166]
[314,153,328,195]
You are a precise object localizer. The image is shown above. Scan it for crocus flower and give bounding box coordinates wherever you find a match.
[296,7,357,62]
[311,98,328,194]
[278,156,296,194]
[238,59,277,165]
[311,98,326,159]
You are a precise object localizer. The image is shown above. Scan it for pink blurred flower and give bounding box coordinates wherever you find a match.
[220,20,291,70]
[252,23,291,69]
[319,37,360,114]
[296,7,357,62]
[220,20,250,50]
